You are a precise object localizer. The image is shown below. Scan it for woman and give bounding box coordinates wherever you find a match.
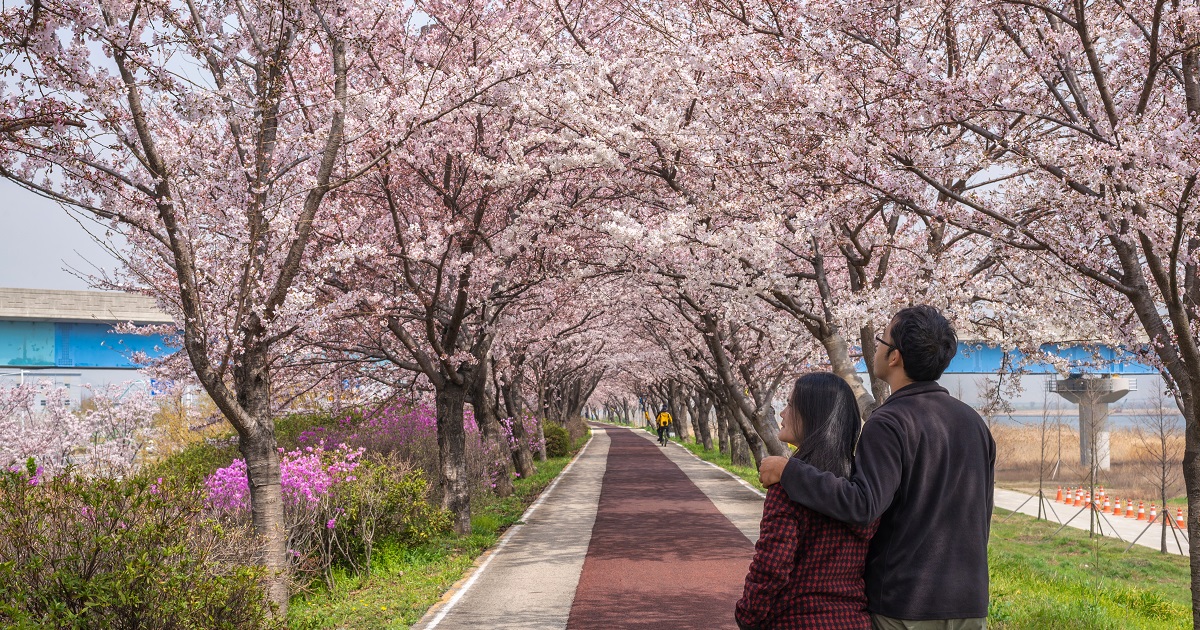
[735,372,877,630]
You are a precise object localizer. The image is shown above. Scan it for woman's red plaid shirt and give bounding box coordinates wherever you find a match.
[735,484,879,630]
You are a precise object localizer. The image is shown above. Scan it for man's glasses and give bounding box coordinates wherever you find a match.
[875,334,900,354]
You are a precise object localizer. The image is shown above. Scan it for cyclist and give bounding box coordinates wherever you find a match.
[655,407,673,446]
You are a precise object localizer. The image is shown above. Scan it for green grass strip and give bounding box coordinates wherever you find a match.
[672,437,764,492]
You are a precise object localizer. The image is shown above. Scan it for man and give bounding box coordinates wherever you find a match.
[656,407,673,446]
[758,305,996,629]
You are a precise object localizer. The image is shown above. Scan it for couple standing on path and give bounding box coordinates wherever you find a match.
[737,306,997,630]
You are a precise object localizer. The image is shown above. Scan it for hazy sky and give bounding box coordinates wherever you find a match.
[0,179,123,291]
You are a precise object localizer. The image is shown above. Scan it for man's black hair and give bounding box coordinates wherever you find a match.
[889,305,958,382]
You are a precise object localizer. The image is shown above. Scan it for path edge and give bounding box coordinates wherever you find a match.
[412,429,600,630]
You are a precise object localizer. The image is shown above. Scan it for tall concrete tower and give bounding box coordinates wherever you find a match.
[1047,374,1135,471]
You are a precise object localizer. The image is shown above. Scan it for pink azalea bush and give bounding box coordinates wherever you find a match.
[205,441,364,585]
[205,442,363,513]
[500,414,545,459]
[204,433,448,590]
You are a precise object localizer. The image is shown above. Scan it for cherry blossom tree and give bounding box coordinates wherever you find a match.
[0,0,491,609]
[0,380,157,475]
[691,0,1200,614]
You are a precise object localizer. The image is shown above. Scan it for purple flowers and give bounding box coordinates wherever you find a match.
[205,459,251,511]
[205,442,363,512]
[6,462,43,486]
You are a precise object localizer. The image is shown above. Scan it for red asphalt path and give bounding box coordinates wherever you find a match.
[567,426,756,629]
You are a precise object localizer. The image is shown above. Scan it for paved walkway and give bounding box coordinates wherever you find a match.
[414,424,766,630]
[994,488,1190,555]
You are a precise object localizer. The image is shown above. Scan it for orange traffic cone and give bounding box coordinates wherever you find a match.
[1126,501,1137,518]
[1102,497,1111,513]
[1137,501,1146,521]
[1073,489,1081,507]
[1150,504,1158,523]
[1055,487,1063,503]
[1177,508,1185,529]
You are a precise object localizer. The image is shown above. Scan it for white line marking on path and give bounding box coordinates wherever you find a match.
[421,430,600,630]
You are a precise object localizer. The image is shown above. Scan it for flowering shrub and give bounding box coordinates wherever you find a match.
[335,452,450,577]
[205,442,363,513]
[205,442,365,585]
[297,403,440,475]
[500,414,545,460]
[296,402,523,496]
[204,441,447,589]
[0,461,278,628]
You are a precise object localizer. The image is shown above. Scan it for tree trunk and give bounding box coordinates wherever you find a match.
[497,377,536,478]
[234,350,290,614]
[668,382,690,442]
[535,420,548,462]
[694,394,714,451]
[436,382,472,535]
[742,399,787,458]
[469,376,514,497]
[716,403,730,455]
[859,324,890,409]
[1182,395,1200,625]
[824,330,878,416]
[726,404,769,466]
[503,381,536,478]
[730,430,753,467]
[687,394,701,449]
[240,430,289,614]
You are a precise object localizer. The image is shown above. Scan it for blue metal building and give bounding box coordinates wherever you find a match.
[0,288,176,405]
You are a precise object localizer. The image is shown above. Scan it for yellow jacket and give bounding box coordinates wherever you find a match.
[656,412,672,427]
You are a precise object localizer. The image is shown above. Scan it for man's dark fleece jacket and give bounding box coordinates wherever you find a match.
[779,381,996,620]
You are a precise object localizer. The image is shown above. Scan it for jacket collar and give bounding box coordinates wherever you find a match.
[879,380,946,408]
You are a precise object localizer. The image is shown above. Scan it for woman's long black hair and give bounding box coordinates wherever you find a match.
[789,372,862,478]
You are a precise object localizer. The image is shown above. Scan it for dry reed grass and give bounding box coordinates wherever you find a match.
[990,423,1185,505]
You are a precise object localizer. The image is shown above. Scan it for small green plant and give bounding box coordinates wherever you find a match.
[543,422,571,458]
[333,453,451,580]
[143,436,241,487]
[471,513,503,535]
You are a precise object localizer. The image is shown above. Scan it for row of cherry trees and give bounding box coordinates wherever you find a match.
[5,0,1199,619]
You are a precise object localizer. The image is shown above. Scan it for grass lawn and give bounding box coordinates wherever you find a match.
[989,508,1191,629]
[287,436,587,629]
